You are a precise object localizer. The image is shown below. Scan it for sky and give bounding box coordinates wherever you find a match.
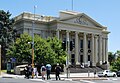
[0,0,120,53]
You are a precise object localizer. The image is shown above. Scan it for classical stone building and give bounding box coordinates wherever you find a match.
[14,10,110,68]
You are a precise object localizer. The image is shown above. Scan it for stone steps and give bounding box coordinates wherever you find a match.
[69,67,103,73]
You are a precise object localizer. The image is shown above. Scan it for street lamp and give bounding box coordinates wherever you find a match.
[31,5,37,78]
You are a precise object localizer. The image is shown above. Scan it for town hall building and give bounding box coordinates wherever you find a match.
[14,10,110,69]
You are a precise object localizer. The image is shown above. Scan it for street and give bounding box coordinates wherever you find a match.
[0,77,120,83]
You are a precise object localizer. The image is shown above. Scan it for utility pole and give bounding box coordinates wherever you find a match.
[31,5,37,78]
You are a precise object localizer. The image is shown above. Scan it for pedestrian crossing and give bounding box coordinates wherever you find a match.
[30,78,119,83]
[80,80,95,83]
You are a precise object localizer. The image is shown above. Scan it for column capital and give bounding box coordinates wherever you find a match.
[66,30,70,33]
[56,29,61,32]
[75,31,79,34]
[83,32,87,36]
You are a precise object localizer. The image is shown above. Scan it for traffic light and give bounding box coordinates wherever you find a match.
[62,41,66,51]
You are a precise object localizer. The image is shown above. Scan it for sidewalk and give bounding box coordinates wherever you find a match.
[0,72,108,81]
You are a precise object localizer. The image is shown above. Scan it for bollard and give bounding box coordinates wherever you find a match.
[94,70,96,78]
[88,71,90,77]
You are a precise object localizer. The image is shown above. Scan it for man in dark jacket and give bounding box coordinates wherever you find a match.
[46,64,51,80]
[55,63,61,80]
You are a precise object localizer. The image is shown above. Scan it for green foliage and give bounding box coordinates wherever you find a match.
[6,34,67,65]
[0,10,15,46]
[34,35,56,64]
[6,33,32,63]
[108,52,115,65]
[46,37,67,64]
[110,50,120,71]
[111,57,120,71]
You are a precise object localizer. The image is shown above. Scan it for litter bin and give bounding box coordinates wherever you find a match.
[7,62,11,73]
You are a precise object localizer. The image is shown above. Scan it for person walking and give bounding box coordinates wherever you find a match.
[55,63,61,80]
[46,64,51,80]
[41,63,46,80]
[33,65,38,78]
[28,64,33,78]
[24,65,29,79]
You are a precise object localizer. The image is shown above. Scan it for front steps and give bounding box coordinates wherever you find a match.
[69,67,103,73]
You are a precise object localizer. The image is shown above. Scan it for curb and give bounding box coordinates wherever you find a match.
[71,77,108,81]
[1,76,13,78]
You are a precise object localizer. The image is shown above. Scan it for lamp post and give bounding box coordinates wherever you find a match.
[31,5,37,78]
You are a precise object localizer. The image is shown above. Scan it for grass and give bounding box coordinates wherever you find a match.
[1,69,14,73]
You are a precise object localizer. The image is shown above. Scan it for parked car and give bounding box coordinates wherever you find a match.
[97,70,116,77]
[116,70,120,77]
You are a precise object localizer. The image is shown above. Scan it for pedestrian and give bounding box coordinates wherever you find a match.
[28,64,33,78]
[55,63,61,80]
[46,64,52,80]
[33,65,38,78]
[41,63,46,80]
[24,65,29,79]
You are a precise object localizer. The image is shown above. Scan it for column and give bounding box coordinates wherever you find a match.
[102,38,105,63]
[75,31,80,65]
[66,31,71,65]
[56,29,60,39]
[83,33,87,64]
[105,37,109,69]
[94,35,98,65]
[99,35,102,65]
[105,38,108,63]
[91,34,95,66]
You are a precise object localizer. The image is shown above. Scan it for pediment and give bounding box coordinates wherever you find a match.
[59,13,103,28]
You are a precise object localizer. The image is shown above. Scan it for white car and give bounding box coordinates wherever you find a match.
[97,70,116,77]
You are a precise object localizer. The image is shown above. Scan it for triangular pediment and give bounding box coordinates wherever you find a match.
[59,12,103,28]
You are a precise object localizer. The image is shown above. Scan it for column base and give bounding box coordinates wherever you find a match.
[76,61,80,65]
[92,62,96,67]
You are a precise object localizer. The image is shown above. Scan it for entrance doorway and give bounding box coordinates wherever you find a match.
[80,55,83,64]
[71,54,75,65]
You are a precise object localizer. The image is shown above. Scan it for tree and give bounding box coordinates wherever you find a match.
[110,50,120,71]
[108,52,115,65]
[111,57,120,71]
[6,33,32,63]
[34,35,56,64]
[46,37,67,64]
[0,10,15,68]
[7,33,66,65]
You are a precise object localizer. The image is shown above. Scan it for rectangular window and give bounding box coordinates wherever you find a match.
[88,40,90,49]
[80,40,83,48]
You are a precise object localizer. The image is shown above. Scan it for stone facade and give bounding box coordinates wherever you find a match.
[14,10,110,68]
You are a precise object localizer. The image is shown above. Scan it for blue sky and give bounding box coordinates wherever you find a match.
[1,0,120,53]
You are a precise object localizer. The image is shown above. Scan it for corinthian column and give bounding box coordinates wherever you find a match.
[91,34,95,66]
[66,31,71,65]
[105,38,108,63]
[99,35,102,65]
[102,38,105,63]
[75,31,80,65]
[83,33,87,64]
[56,29,60,39]
[94,35,98,65]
